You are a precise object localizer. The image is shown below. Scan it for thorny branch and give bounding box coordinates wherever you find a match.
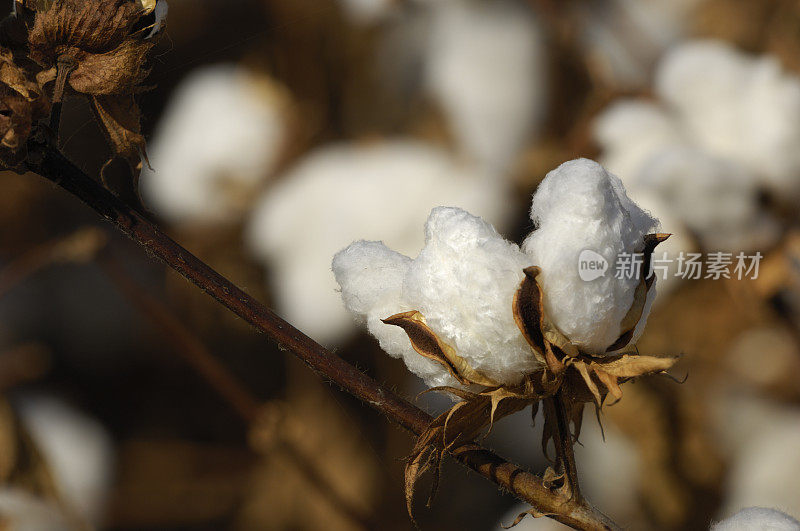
[21,138,618,531]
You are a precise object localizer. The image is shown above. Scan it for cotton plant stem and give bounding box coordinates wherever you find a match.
[98,252,380,530]
[24,142,617,531]
[547,390,583,503]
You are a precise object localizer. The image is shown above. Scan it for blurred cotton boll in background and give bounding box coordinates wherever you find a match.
[573,0,705,89]
[337,0,398,25]
[424,0,546,173]
[140,64,291,225]
[638,148,779,252]
[0,488,71,531]
[14,394,115,527]
[245,140,512,346]
[713,508,800,531]
[656,40,800,199]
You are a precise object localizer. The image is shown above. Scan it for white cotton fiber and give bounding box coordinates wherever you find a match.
[0,488,71,531]
[334,207,539,388]
[424,0,545,172]
[593,99,683,187]
[523,159,659,354]
[638,147,779,252]
[712,508,800,531]
[247,140,511,346]
[140,64,289,224]
[656,40,800,198]
[16,395,114,526]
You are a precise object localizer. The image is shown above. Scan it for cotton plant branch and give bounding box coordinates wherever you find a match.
[20,139,617,531]
[97,251,379,530]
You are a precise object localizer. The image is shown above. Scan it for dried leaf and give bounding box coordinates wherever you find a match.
[92,94,147,181]
[596,353,680,379]
[383,310,499,387]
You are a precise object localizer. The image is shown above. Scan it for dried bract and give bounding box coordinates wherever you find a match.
[0,46,48,170]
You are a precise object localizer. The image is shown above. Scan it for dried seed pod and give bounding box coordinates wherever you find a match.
[26,0,167,184]
[0,46,49,170]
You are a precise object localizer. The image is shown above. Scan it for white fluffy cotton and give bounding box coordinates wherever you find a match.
[246,140,511,346]
[334,158,660,386]
[713,508,800,531]
[523,159,659,354]
[334,208,538,387]
[0,488,71,531]
[140,64,289,224]
[16,395,114,526]
[656,40,800,197]
[638,147,779,252]
[424,0,545,172]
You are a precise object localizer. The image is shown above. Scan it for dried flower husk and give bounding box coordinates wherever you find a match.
[386,233,680,521]
[0,46,49,170]
[25,0,166,185]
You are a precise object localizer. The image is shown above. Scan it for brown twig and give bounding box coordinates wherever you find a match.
[23,141,617,531]
[546,390,583,503]
[98,251,379,529]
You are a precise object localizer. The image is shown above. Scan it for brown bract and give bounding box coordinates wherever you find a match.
[384,233,681,524]
[26,0,164,181]
[0,47,49,170]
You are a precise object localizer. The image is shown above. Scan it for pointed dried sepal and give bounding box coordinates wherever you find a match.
[383,310,500,387]
[607,233,671,352]
[513,266,547,356]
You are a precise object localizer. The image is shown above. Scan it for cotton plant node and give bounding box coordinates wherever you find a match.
[0,0,166,202]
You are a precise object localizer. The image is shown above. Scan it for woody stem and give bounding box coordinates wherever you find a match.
[48,55,77,133]
[548,389,583,503]
[22,141,616,531]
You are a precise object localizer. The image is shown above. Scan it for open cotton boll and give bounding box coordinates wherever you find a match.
[712,508,800,531]
[334,207,540,388]
[656,40,800,197]
[0,488,71,531]
[523,159,659,355]
[246,140,512,346]
[637,147,779,252]
[424,0,545,172]
[593,100,683,187]
[140,64,289,224]
[16,395,114,526]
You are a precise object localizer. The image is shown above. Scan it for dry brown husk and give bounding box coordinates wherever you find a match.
[0,46,49,169]
[23,0,163,185]
[384,233,680,523]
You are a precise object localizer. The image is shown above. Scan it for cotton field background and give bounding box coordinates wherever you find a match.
[1,0,800,530]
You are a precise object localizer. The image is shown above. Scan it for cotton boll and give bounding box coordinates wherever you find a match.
[140,64,289,224]
[15,395,114,526]
[713,508,800,531]
[402,207,540,385]
[637,147,779,252]
[656,40,800,197]
[424,0,545,172]
[593,100,683,187]
[334,208,540,387]
[247,140,512,346]
[523,159,659,354]
[0,488,71,531]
